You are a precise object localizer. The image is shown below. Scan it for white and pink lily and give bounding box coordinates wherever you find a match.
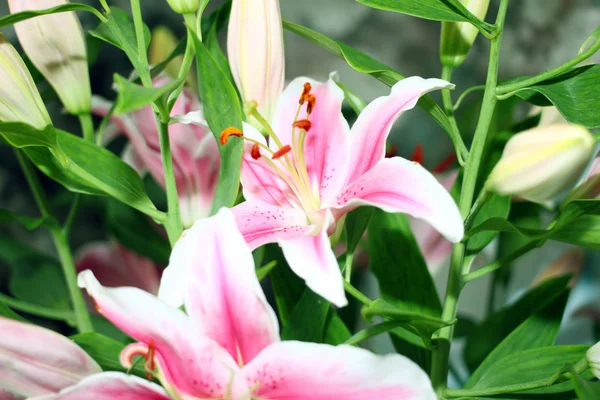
[93,76,220,228]
[228,76,464,306]
[70,208,436,400]
[0,317,168,400]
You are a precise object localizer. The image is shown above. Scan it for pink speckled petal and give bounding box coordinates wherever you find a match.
[78,271,238,399]
[159,208,280,365]
[29,372,170,400]
[334,157,463,243]
[346,77,453,184]
[271,76,350,205]
[237,341,436,400]
[0,317,100,398]
[230,200,311,250]
[279,227,347,307]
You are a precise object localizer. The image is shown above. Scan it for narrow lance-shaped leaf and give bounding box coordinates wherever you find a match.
[0,3,105,28]
[191,30,244,213]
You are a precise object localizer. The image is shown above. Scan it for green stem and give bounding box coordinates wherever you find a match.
[62,194,82,237]
[496,31,600,96]
[78,113,95,142]
[463,189,491,231]
[130,0,151,86]
[453,85,486,111]
[441,66,468,166]
[343,281,373,306]
[95,101,117,147]
[15,151,93,333]
[158,119,183,245]
[431,1,509,395]
[344,253,353,282]
[167,21,197,111]
[463,239,538,283]
[0,293,75,323]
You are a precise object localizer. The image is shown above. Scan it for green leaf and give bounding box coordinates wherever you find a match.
[10,262,70,311]
[466,194,511,254]
[465,276,570,377]
[89,7,151,74]
[0,3,106,28]
[0,299,27,322]
[336,81,367,115]
[0,209,49,230]
[368,211,441,316]
[357,0,482,23]
[322,309,352,345]
[105,199,170,266]
[367,210,441,369]
[204,1,236,87]
[282,20,455,140]
[0,123,160,217]
[345,206,374,255]
[71,333,145,377]
[345,320,414,346]
[572,374,600,400]
[255,260,277,281]
[362,299,454,333]
[471,345,588,391]
[550,214,600,250]
[513,65,600,128]
[113,74,183,114]
[281,290,331,343]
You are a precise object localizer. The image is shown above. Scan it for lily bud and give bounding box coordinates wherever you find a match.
[587,342,600,379]
[228,0,285,122]
[485,124,595,203]
[166,0,200,14]
[440,0,490,68]
[9,0,91,115]
[0,34,51,129]
[563,156,600,203]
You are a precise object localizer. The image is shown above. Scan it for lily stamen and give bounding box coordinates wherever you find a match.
[272,145,292,160]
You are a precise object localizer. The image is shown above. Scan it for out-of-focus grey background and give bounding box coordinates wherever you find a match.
[0,0,599,380]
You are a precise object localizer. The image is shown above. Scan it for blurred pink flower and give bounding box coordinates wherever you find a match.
[75,242,161,296]
[93,77,220,228]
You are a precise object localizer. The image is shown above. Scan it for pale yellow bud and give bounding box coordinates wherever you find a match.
[228,0,285,122]
[9,0,91,115]
[0,34,51,129]
[440,0,490,68]
[587,342,600,379]
[486,124,595,203]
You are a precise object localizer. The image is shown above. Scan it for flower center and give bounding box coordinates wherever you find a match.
[221,83,321,214]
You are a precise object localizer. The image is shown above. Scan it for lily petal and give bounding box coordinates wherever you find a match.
[160,208,279,365]
[30,372,170,400]
[346,77,454,184]
[0,317,100,397]
[78,271,238,399]
[279,227,347,307]
[239,341,436,400]
[272,76,351,204]
[334,157,463,243]
[240,122,299,207]
[231,200,311,250]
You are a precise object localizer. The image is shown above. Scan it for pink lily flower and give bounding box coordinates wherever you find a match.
[93,76,220,228]
[229,76,464,306]
[0,316,170,399]
[0,317,171,399]
[77,208,436,400]
[75,241,162,296]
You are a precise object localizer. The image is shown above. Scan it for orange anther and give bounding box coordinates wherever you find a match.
[251,143,261,160]
[433,152,456,174]
[220,127,243,145]
[292,119,312,131]
[299,82,312,104]
[307,94,316,114]
[145,343,156,381]
[410,144,424,165]
[272,145,292,160]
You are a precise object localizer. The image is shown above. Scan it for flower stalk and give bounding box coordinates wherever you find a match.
[431,0,510,394]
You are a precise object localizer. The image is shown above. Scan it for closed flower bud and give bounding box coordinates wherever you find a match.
[9,0,91,115]
[563,156,600,203]
[587,342,600,379]
[440,0,490,68]
[166,0,200,15]
[485,124,595,203]
[0,34,51,129]
[228,0,285,122]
